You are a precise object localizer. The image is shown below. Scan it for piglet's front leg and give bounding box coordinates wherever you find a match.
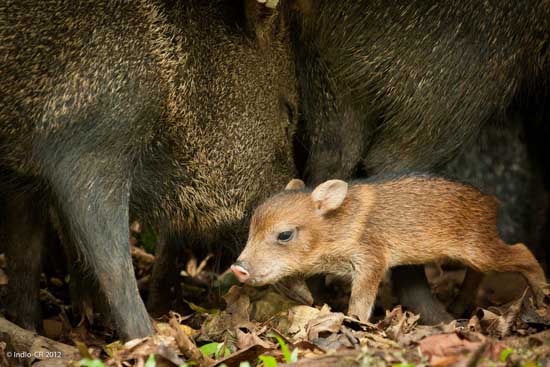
[348,261,386,322]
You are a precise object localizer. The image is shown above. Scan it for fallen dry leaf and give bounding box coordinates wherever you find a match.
[466,314,481,333]
[104,334,185,366]
[429,354,462,367]
[236,328,274,350]
[392,322,454,347]
[250,288,301,322]
[214,344,270,367]
[478,292,525,338]
[273,277,314,306]
[520,294,550,327]
[287,305,321,339]
[306,310,345,340]
[418,333,481,362]
[201,286,254,340]
[378,306,420,342]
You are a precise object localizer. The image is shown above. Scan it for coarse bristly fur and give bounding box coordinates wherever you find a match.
[0,0,298,340]
[235,175,548,322]
[292,0,550,181]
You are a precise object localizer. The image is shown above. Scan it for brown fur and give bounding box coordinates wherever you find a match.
[236,174,547,321]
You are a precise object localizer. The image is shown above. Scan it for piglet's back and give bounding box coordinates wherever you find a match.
[361,175,500,255]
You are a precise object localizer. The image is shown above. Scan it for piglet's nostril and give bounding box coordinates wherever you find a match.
[231,263,250,283]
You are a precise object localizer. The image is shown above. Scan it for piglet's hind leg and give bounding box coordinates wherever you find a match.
[460,241,547,305]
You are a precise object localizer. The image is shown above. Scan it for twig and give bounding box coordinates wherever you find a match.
[169,317,214,366]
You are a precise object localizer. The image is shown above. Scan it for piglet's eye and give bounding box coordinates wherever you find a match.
[277,230,294,242]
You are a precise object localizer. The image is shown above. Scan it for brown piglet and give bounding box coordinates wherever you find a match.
[231,175,547,322]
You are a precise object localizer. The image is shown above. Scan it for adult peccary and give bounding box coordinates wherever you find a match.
[289,0,550,322]
[0,0,298,340]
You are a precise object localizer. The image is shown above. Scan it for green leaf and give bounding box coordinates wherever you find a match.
[199,342,220,357]
[499,348,513,362]
[239,362,251,367]
[199,341,231,359]
[259,355,278,367]
[222,345,232,358]
[214,342,231,359]
[268,333,292,363]
[78,359,106,367]
[145,354,156,367]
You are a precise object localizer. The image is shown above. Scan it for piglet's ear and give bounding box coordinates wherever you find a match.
[285,178,305,190]
[311,180,348,216]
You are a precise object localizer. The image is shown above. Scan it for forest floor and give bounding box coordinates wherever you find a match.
[0,225,549,367]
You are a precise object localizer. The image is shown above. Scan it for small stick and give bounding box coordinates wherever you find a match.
[169,317,214,366]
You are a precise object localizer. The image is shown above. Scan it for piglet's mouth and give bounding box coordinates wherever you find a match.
[247,276,270,286]
[248,271,282,286]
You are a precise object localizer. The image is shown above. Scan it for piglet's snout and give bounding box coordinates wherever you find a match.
[231,260,250,283]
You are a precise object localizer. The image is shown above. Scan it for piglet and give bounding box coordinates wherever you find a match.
[231,175,547,321]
